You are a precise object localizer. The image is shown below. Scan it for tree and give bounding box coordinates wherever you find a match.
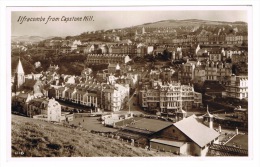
[163,49,170,61]
[65,36,73,40]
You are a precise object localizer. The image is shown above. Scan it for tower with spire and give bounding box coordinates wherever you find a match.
[14,58,25,91]
[202,105,214,129]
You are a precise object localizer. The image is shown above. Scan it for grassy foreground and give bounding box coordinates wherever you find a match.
[12,115,175,157]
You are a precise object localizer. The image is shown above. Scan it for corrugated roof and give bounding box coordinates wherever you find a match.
[174,116,220,148]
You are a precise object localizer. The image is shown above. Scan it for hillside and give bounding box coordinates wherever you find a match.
[132,19,248,36]
[136,19,247,28]
[11,35,54,43]
[12,115,176,157]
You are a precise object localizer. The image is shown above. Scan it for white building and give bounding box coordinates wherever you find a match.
[29,98,61,122]
[139,81,202,113]
[224,75,248,99]
[102,112,133,127]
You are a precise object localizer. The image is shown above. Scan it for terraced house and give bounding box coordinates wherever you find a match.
[54,81,129,112]
[85,54,131,65]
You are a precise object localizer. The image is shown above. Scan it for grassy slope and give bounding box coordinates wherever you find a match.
[12,115,175,157]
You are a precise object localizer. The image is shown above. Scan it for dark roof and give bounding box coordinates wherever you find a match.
[126,118,172,133]
[209,144,248,156]
[23,79,37,88]
[203,80,226,92]
[225,134,248,150]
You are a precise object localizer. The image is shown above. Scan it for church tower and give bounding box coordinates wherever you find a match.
[14,58,25,90]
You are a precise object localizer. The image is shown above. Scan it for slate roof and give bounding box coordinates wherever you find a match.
[173,116,220,148]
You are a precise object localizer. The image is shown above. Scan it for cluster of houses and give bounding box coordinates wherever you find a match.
[12,59,135,118]
[12,57,248,156]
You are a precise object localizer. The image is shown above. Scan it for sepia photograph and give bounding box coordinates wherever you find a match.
[8,6,250,158]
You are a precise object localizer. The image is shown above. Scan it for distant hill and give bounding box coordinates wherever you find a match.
[12,115,175,157]
[11,35,54,43]
[12,19,248,43]
[135,19,247,28]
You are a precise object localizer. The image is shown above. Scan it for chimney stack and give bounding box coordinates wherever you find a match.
[235,127,239,135]
[218,124,222,133]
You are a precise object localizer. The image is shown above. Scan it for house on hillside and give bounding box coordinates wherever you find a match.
[29,98,61,122]
[12,92,34,115]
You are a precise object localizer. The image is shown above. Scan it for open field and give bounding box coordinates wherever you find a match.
[68,116,117,132]
[12,115,176,157]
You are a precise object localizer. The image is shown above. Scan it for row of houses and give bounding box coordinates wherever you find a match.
[144,33,247,45]
[195,45,248,63]
[54,81,130,112]
[177,61,248,100]
[85,54,131,65]
[178,60,232,85]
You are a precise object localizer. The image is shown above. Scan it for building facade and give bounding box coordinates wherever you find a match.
[28,98,61,122]
[224,75,248,100]
[139,82,202,113]
[85,54,131,65]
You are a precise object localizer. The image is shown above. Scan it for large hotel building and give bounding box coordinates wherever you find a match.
[139,81,202,113]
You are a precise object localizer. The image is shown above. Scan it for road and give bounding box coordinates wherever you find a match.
[119,90,145,115]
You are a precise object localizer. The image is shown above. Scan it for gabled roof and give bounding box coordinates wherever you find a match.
[173,116,220,148]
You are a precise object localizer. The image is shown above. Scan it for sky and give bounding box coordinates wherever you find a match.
[11,9,248,37]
